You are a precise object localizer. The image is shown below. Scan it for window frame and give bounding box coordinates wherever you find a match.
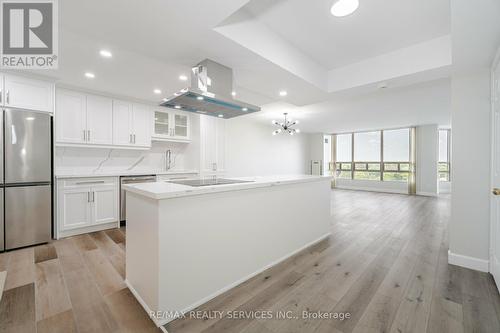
[438,129,451,182]
[334,127,411,182]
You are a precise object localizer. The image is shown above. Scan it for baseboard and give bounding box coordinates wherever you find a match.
[448,250,489,272]
[125,279,165,328]
[416,191,438,197]
[335,185,407,195]
[57,221,119,239]
[127,232,331,328]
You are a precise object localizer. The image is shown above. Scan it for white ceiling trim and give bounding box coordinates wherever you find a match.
[327,35,452,92]
[215,7,451,99]
[214,9,328,90]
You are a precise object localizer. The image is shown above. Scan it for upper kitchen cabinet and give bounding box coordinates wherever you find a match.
[152,109,191,142]
[132,103,152,147]
[200,115,225,175]
[55,89,87,144]
[112,100,152,148]
[56,89,113,146]
[1,74,54,112]
[86,95,113,145]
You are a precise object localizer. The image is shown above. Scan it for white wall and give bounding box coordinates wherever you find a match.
[416,125,439,196]
[450,71,492,263]
[449,0,500,270]
[224,118,310,177]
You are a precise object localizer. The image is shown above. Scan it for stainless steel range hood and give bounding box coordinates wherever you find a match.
[160,59,260,119]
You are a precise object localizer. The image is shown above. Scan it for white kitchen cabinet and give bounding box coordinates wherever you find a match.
[112,100,134,145]
[56,89,113,146]
[57,177,119,238]
[86,95,113,145]
[93,185,118,225]
[1,74,53,112]
[200,115,225,175]
[112,100,151,148]
[153,109,191,142]
[132,103,152,147]
[56,89,87,144]
[59,187,92,230]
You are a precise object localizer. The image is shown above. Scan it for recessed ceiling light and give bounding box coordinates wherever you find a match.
[99,49,112,58]
[231,91,236,96]
[242,107,248,112]
[179,75,188,81]
[174,105,181,109]
[26,117,35,121]
[218,114,224,118]
[154,89,162,94]
[330,0,359,17]
[279,90,287,97]
[84,72,95,79]
[197,96,204,100]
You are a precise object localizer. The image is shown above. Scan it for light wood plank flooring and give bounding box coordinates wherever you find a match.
[0,190,499,333]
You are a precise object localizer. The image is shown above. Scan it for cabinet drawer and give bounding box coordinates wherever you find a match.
[157,173,198,181]
[60,177,118,189]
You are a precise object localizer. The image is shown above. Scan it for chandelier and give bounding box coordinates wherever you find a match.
[272,113,300,136]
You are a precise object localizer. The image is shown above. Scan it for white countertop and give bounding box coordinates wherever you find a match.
[123,175,333,200]
[55,169,199,179]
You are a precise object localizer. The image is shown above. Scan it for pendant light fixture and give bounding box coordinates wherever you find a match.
[330,0,359,17]
[272,113,300,136]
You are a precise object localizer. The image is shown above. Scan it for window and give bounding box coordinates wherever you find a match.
[382,129,410,182]
[439,129,451,181]
[333,128,412,183]
[353,131,381,180]
[335,134,353,179]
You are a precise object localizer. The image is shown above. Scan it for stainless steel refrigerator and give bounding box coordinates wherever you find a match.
[1,109,52,251]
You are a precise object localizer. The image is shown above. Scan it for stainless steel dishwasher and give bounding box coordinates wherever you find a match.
[120,175,156,221]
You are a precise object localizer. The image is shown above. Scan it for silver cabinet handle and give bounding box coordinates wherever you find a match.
[83,130,86,141]
[0,89,2,103]
[87,130,91,142]
[87,192,91,202]
[129,134,132,143]
[133,134,136,144]
[92,191,95,202]
[6,90,9,104]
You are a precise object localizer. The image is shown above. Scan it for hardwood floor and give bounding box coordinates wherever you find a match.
[0,190,499,333]
[164,190,500,333]
[0,226,160,333]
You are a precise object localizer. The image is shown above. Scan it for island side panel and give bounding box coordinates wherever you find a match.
[157,179,331,317]
[125,191,160,316]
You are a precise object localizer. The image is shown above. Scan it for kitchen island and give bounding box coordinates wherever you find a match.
[123,175,332,326]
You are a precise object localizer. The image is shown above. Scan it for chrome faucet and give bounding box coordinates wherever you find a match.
[165,149,172,171]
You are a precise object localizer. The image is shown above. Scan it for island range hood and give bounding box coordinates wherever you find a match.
[160,59,260,119]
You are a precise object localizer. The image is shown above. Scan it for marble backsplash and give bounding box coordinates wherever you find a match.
[55,141,199,175]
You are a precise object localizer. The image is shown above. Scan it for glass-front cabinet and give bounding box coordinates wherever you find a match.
[153,110,190,141]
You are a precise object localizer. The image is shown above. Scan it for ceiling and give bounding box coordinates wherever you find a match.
[244,0,450,70]
[30,0,451,129]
